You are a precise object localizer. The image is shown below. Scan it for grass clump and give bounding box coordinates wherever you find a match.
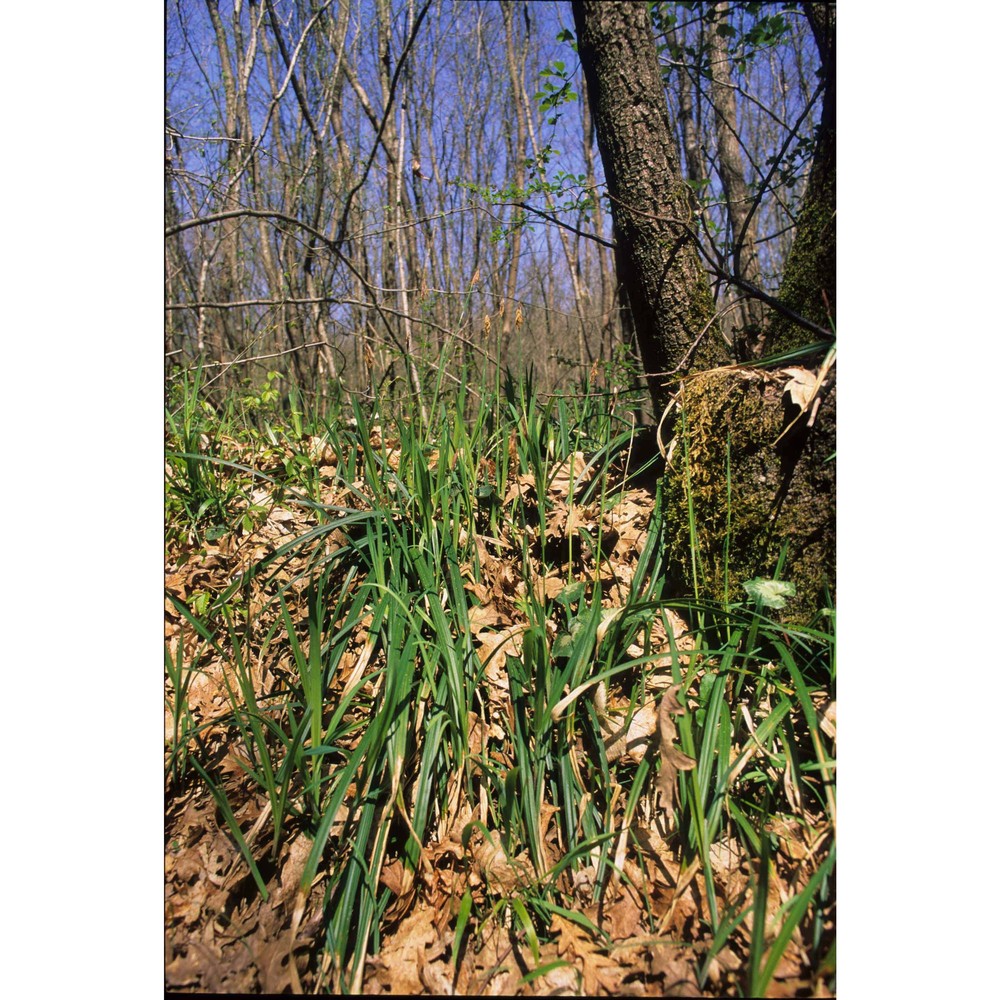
[165,361,834,996]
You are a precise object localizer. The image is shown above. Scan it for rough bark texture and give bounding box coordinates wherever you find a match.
[661,4,836,621]
[572,0,730,413]
[766,2,836,353]
[573,0,836,621]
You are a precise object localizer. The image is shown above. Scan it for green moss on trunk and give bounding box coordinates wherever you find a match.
[663,367,835,624]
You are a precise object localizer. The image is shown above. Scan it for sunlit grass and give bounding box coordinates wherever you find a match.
[165,363,834,995]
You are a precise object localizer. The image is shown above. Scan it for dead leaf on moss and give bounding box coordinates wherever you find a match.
[780,367,817,411]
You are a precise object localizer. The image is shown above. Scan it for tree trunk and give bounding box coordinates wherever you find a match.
[573,0,836,621]
[579,80,616,361]
[500,2,528,343]
[766,2,836,353]
[707,4,768,359]
[669,24,711,229]
[572,0,730,413]
[204,0,243,368]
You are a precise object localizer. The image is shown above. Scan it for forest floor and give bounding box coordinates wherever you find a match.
[165,396,835,996]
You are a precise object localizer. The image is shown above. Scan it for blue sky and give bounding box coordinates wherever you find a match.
[165,0,821,312]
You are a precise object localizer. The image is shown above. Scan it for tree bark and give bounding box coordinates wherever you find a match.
[500,1,529,343]
[572,0,730,413]
[706,4,768,358]
[573,0,836,620]
[766,2,836,353]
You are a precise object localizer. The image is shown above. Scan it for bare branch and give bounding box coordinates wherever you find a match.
[164,297,335,310]
[603,191,834,342]
[512,200,615,249]
[732,82,825,266]
[167,340,331,372]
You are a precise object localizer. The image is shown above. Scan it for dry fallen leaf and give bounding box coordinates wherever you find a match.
[600,697,659,764]
[657,685,697,827]
[469,828,530,895]
[780,367,818,411]
[166,415,834,996]
[548,451,592,498]
[778,355,834,435]
[368,905,446,995]
[650,946,704,996]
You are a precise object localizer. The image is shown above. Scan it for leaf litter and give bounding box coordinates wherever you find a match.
[165,426,834,995]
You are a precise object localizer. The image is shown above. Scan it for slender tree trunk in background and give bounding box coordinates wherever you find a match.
[266,8,315,389]
[707,4,768,358]
[519,73,592,371]
[374,0,425,414]
[394,76,426,419]
[165,127,199,358]
[579,83,616,361]
[572,0,729,413]
[500,1,528,342]
[167,0,829,413]
[255,27,294,367]
[669,24,710,224]
[338,42,385,389]
[205,0,243,368]
[373,0,400,308]
[405,49,441,351]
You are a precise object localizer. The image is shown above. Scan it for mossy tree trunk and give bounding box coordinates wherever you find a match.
[573,0,836,622]
[766,2,836,355]
[661,367,835,623]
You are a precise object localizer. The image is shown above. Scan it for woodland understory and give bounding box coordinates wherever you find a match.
[166,2,836,993]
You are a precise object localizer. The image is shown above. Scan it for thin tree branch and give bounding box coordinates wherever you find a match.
[733,81,824,266]
[167,340,331,372]
[603,191,834,342]
[165,297,335,310]
[512,200,615,249]
[227,2,332,199]
[709,268,834,341]
[165,208,407,353]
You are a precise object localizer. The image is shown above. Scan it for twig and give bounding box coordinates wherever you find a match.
[604,190,835,342]
[512,200,616,249]
[166,340,329,375]
[329,0,433,252]
[732,83,825,272]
